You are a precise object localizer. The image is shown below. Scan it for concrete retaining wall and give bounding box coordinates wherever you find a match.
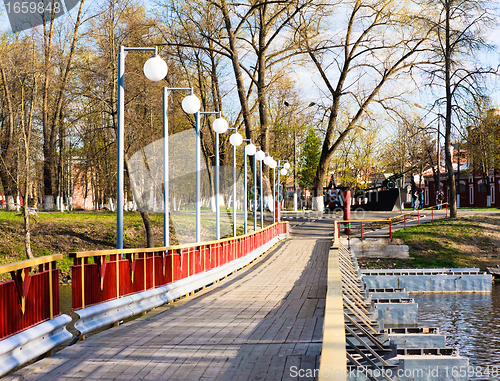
[389,334,446,349]
[363,274,492,293]
[373,301,418,326]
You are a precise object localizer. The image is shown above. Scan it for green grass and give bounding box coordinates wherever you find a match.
[392,217,484,268]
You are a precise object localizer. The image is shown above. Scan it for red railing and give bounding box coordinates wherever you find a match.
[0,255,62,340]
[337,203,449,239]
[70,222,288,310]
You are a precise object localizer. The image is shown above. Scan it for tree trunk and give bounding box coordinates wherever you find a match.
[140,211,154,248]
[23,208,34,259]
[444,0,457,217]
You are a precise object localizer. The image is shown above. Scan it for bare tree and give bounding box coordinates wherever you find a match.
[40,0,86,210]
[158,0,314,208]
[294,0,432,210]
[417,0,497,217]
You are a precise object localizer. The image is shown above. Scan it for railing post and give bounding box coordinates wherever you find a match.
[446,203,448,217]
[152,252,155,288]
[404,214,406,229]
[116,254,120,299]
[432,208,434,221]
[389,220,392,239]
[360,222,363,239]
[418,211,420,225]
[81,258,85,309]
[48,261,54,319]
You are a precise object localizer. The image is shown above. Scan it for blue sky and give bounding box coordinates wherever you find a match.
[1,0,499,109]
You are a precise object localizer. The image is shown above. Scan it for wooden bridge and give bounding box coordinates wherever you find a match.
[2,220,348,380]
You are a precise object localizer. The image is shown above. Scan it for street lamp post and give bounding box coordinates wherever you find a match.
[229,129,243,237]
[194,111,228,243]
[162,87,200,247]
[255,148,265,229]
[284,101,316,212]
[263,153,274,227]
[117,46,168,250]
[269,158,277,223]
[243,141,256,234]
[212,115,229,240]
[276,160,289,222]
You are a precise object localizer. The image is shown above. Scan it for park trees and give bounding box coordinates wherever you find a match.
[331,124,382,190]
[0,33,40,258]
[465,97,500,206]
[40,0,86,210]
[293,0,432,211]
[417,0,497,217]
[77,0,170,247]
[381,114,437,189]
[157,0,314,209]
[299,126,321,191]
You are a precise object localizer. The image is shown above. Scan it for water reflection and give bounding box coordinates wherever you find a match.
[413,284,500,381]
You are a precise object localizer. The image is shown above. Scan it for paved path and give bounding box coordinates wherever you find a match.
[6,222,332,381]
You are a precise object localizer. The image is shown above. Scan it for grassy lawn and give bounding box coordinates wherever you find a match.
[361,216,500,270]
[0,209,271,279]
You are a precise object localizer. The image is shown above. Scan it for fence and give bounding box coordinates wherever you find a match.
[0,255,62,340]
[70,222,288,310]
[336,203,449,239]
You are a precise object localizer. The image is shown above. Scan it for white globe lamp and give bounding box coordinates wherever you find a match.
[269,159,277,169]
[181,94,201,114]
[255,150,265,161]
[283,162,291,170]
[143,55,168,81]
[212,117,228,134]
[280,168,287,176]
[230,132,243,146]
[245,143,256,156]
[264,155,273,166]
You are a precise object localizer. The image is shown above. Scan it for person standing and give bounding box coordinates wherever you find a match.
[436,189,443,210]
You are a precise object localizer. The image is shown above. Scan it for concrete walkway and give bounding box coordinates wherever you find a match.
[6,222,332,381]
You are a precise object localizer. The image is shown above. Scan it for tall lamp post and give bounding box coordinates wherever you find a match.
[117,46,168,250]
[255,148,265,229]
[194,112,228,242]
[263,153,274,227]
[268,158,277,223]
[229,129,243,236]
[276,160,289,222]
[212,115,229,240]
[163,88,200,247]
[414,103,444,203]
[243,141,256,234]
[284,101,316,212]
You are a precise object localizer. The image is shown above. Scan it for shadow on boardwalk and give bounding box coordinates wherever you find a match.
[5,221,332,381]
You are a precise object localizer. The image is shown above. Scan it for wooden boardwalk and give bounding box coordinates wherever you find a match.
[6,224,331,381]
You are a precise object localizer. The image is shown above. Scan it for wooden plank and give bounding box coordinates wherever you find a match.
[0,254,63,275]
[6,231,331,381]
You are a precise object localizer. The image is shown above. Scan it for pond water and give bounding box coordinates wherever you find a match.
[413,284,500,381]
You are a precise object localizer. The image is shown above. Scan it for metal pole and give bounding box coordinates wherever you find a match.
[115,45,158,250]
[163,88,169,247]
[273,166,276,224]
[293,124,298,212]
[244,153,248,234]
[215,132,220,240]
[116,46,125,250]
[233,144,237,237]
[435,114,441,191]
[196,111,201,243]
[253,156,257,232]
[277,167,280,223]
[260,160,263,229]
